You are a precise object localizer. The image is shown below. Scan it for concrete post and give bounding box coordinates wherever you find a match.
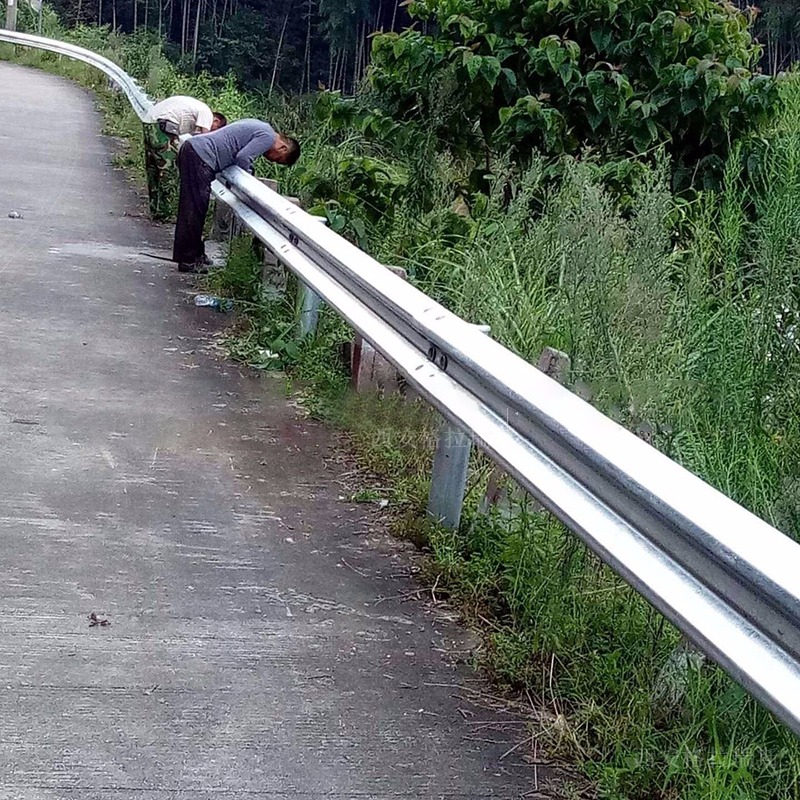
[5,0,17,31]
[536,346,571,384]
[351,266,407,393]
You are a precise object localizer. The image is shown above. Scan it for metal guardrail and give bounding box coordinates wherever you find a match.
[5,32,800,739]
[0,30,152,118]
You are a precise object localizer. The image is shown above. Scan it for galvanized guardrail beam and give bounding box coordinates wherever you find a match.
[6,31,800,738]
[0,30,152,118]
[213,169,800,735]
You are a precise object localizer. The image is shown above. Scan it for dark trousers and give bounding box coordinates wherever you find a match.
[173,143,215,264]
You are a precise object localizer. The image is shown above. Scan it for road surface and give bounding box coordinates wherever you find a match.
[0,61,545,799]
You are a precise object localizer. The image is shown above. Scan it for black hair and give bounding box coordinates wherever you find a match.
[213,112,228,127]
[283,136,301,166]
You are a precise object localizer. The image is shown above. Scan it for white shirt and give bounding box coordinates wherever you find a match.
[145,96,214,135]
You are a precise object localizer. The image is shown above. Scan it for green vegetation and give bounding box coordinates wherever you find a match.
[369,0,775,185]
[6,0,800,795]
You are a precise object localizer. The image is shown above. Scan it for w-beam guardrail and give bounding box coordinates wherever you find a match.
[4,30,800,739]
[0,29,152,118]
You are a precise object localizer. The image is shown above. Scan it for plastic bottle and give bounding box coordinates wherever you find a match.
[194,294,233,312]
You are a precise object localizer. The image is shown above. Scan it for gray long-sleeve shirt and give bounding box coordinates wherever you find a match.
[188,119,277,174]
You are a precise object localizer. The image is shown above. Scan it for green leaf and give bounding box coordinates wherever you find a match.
[564,39,580,62]
[465,54,482,82]
[480,56,502,88]
[673,17,692,44]
[501,67,518,90]
[680,92,699,114]
[351,217,367,242]
[590,27,612,53]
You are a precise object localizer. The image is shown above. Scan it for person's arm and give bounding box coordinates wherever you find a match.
[234,130,276,173]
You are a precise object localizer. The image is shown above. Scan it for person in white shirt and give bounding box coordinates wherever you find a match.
[143,96,228,220]
[145,95,227,140]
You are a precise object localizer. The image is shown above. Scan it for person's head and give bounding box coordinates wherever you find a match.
[211,112,228,131]
[266,134,301,167]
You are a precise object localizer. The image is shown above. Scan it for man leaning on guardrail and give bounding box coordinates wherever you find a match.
[172,119,301,274]
[142,96,228,221]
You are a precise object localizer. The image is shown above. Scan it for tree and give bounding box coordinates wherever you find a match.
[46,0,409,92]
[369,0,777,176]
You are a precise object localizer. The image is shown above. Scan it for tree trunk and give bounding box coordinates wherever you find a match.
[192,0,202,64]
[181,0,188,54]
[219,0,228,36]
[112,0,116,30]
[98,0,103,25]
[390,0,398,30]
[269,8,290,97]
[133,0,138,30]
[352,25,359,92]
[303,0,312,93]
[339,49,347,92]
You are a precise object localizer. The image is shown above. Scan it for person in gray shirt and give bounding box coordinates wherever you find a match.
[173,119,300,272]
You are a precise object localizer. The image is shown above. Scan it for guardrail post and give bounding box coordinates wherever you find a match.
[296,282,322,338]
[427,420,472,530]
[426,324,491,530]
[4,0,17,31]
[295,216,327,338]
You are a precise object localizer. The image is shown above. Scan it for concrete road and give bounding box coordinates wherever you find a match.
[0,62,545,799]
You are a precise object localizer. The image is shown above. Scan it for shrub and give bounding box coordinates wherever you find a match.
[369,0,778,182]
